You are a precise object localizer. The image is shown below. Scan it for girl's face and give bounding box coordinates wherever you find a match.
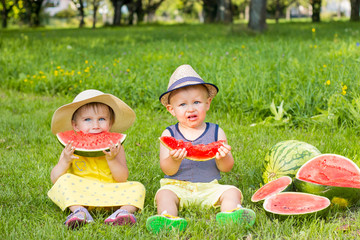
[166,85,211,129]
[72,104,112,134]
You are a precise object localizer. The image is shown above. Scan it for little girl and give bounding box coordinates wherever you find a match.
[48,89,145,229]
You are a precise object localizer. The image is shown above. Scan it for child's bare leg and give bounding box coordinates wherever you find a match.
[119,205,138,214]
[218,188,242,212]
[69,205,86,217]
[156,189,179,216]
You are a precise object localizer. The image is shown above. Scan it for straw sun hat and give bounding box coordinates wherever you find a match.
[51,89,136,134]
[159,64,218,106]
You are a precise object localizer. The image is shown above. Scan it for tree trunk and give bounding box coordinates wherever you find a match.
[216,0,233,23]
[112,0,124,25]
[92,2,98,29]
[135,0,144,23]
[248,0,267,31]
[310,0,321,22]
[350,0,360,21]
[0,0,9,28]
[79,0,85,28]
[275,0,280,23]
[203,0,218,23]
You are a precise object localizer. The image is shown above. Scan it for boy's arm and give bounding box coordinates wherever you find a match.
[159,129,186,176]
[215,127,234,172]
[105,142,129,182]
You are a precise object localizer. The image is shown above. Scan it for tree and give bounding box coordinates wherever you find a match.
[310,0,321,22]
[248,0,267,31]
[202,0,233,23]
[91,0,101,28]
[0,0,18,28]
[23,0,44,27]
[71,0,85,27]
[350,0,360,21]
[111,0,131,25]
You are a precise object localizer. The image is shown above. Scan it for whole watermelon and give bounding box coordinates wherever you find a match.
[263,140,321,183]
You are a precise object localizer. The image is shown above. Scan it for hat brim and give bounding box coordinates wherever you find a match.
[51,94,135,134]
[159,82,218,106]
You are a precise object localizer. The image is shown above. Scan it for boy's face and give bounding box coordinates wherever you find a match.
[166,85,212,129]
[72,104,112,134]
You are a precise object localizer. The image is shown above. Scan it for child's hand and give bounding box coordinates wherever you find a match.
[60,141,79,163]
[215,143,231,161]
[169,148,187,162]
[104,140,122,161]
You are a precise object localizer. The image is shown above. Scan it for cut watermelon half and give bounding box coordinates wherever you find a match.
[159,136,225,161]
[263,192,330,218]
[56,130,126,157]
[294,154,360,207]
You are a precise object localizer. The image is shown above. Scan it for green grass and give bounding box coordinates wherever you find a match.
[1,22,360,239]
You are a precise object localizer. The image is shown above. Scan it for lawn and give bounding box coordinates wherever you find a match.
[1,22,360,239]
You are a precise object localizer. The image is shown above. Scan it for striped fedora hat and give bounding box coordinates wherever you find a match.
[159,64,218,106]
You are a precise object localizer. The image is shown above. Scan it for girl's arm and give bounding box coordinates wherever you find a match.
[215,127,234,172]
[50,141,78,184]
[159,129,186,176]
[105,141,129,182]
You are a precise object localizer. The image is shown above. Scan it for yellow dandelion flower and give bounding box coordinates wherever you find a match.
[126,69,130,72]
[32,75,36,79]
[343,85,347,90]
[241,45,245,49]
[57,66,61,69]
[41,75,46,79]
[314,45,318,48]
[39,71,44,75]
[78,71,81,75]
[326,80,330,85]
[113,63,117,67]
[85,60,88,64]
[312,28,316,33]
[54,70,59,76]
[342,90,346,95]
[24,79,28,82]
[84,67,90,73]
[323,65,327,68]
[27,74,30,78]
[79,80,82,83]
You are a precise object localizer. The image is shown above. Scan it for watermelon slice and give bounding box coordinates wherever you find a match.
[159,136,225,161]
[263,192,330,218]
[56,130,126,157]
[294,154,360,207]
[251,176,292,202]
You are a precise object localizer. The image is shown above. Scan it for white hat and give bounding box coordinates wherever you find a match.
[159,64,218,106]
[51,89,135,134]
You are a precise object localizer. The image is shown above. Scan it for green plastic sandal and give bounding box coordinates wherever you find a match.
[146,213,188,234]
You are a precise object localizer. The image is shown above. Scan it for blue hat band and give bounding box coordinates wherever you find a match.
[167,77,204,91]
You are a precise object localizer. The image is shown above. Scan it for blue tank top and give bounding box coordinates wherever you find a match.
[164,122,221,183]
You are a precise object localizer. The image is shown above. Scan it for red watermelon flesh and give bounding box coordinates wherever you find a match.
[57,130,126,157]
[296,154,360,188]
[263,192,330,216]
[159,136,225,161]
[251,176,292,202]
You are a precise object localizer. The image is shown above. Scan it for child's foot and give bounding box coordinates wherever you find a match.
[65,207,94,230]
[146,212,188,234]
[216,206,256,227]
[104,209,136,226]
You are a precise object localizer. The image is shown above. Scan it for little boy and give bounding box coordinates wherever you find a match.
[146,65,256,233]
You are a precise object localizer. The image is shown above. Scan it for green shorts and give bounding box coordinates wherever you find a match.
[155,178,242,209]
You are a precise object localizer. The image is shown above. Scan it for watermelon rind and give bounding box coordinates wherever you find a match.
[159,137,222,162]
[293,178,360,207]
[251,176,293,203]
[57,132,126,157]
[263,140,321,184]
[263,192,331,219]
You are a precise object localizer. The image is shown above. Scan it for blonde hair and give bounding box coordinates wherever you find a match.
[72,102,115,126]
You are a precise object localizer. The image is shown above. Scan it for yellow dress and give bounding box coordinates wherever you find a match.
[47,155,145,211]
